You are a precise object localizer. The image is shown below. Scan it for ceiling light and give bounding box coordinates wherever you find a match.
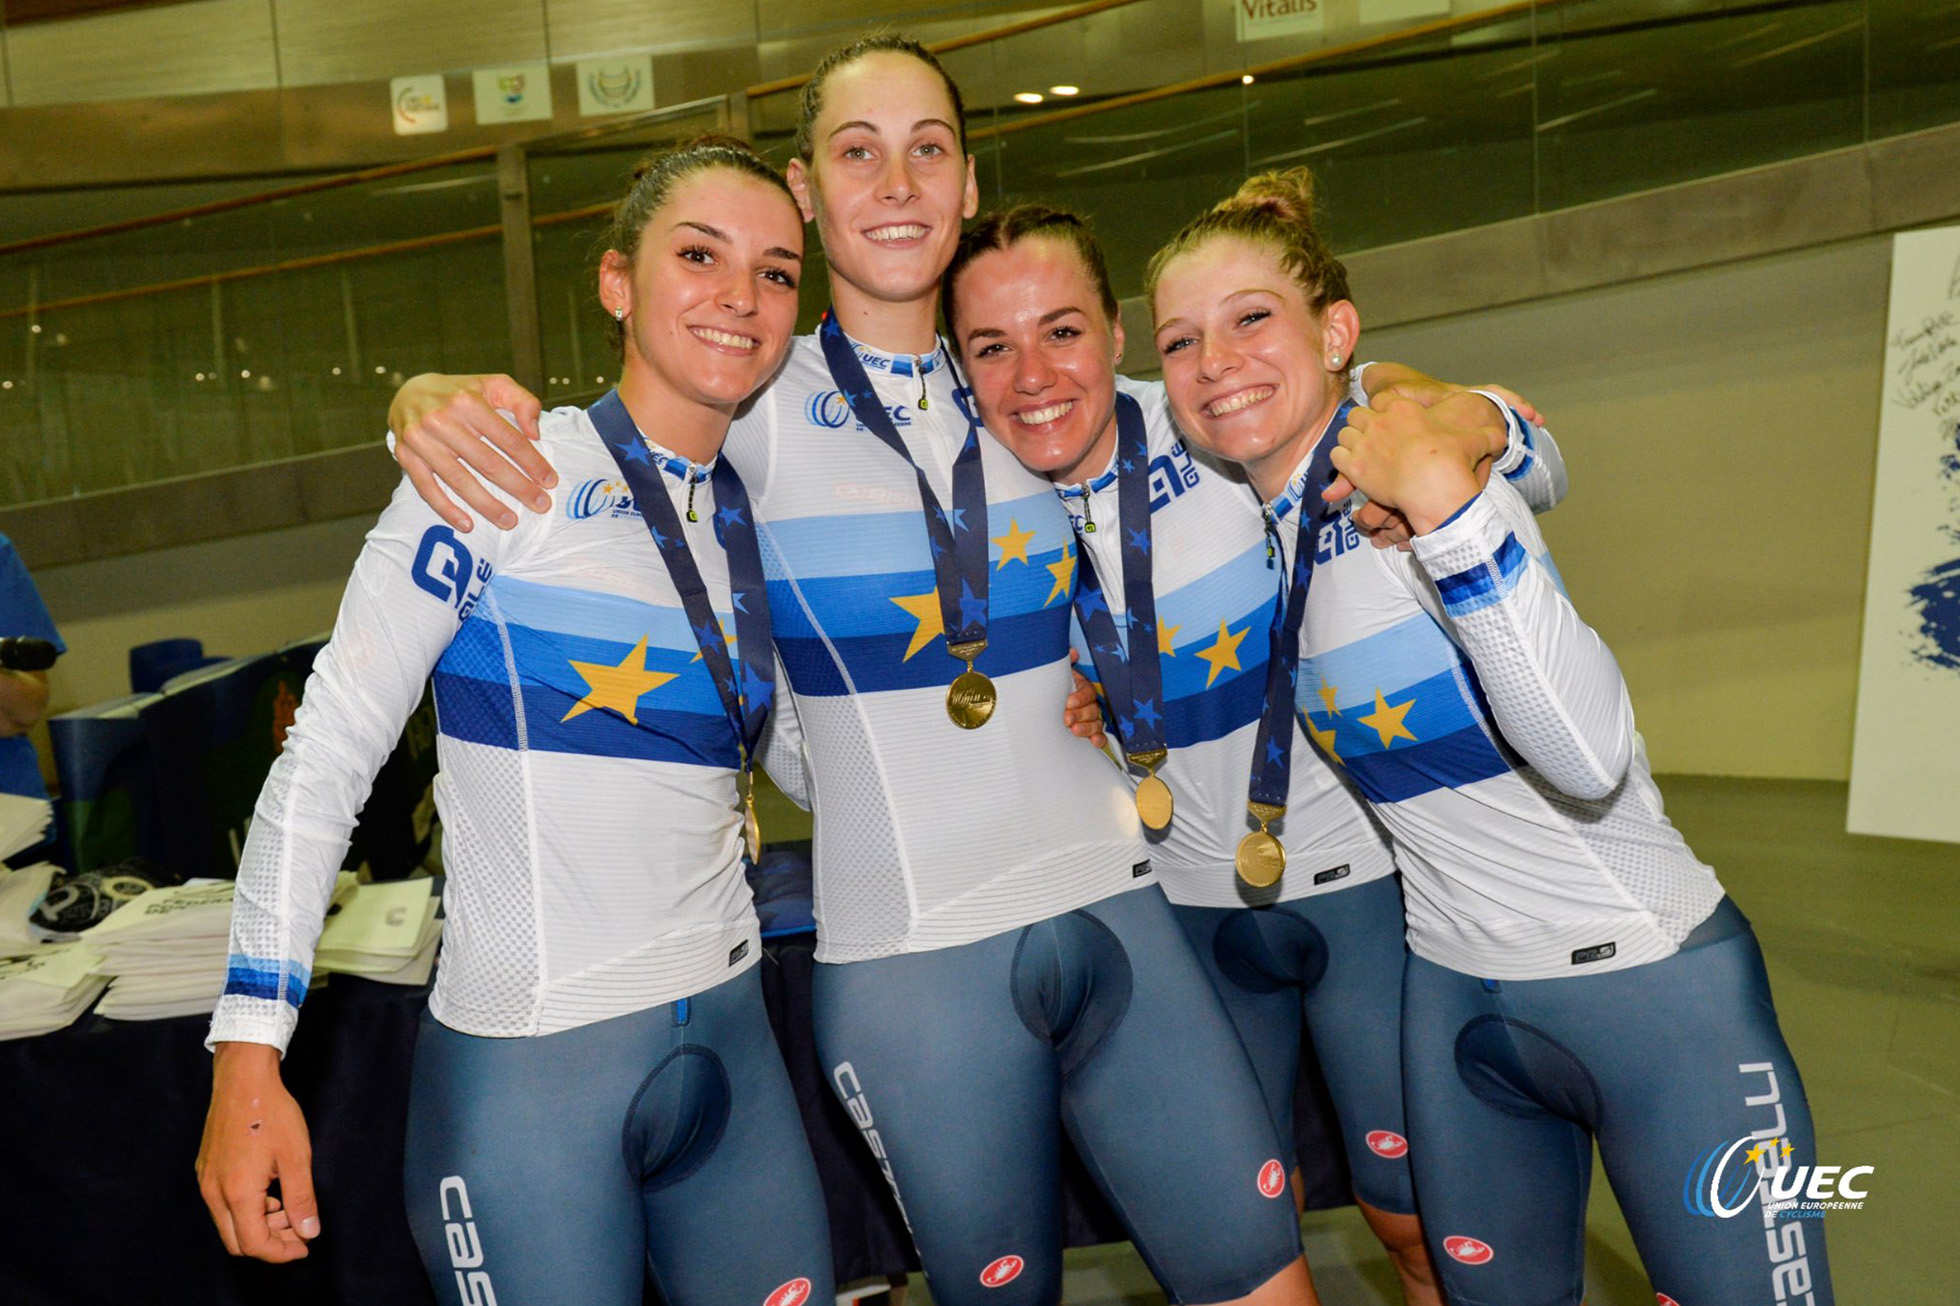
[1050,85,1079,97]
[1014,91,1044,104]
[1243,74,1255,85]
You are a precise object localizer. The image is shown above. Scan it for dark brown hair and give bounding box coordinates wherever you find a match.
[943,204,1118,348]
[1145,166,1351,321]
[793,31,967,162]
[598,134,795,351]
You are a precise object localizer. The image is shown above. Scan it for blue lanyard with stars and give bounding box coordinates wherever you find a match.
[1056,463,1119,535]
[1247,401,1351,816]
[588,390,775,776]
[817,310,991,668]
[1069,394,1169,770]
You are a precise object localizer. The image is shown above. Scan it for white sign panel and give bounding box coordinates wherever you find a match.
[473,62,554,125]
[1848,223,1960,843]
[1236,0,1324,42]
[391,74,448,136]
[577,55,655,117]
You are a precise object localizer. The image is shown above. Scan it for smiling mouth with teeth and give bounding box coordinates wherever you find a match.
[1015,401,1074,426]
[691,326,759,351]
[1206,386,1273,417]
[866,224,929,242]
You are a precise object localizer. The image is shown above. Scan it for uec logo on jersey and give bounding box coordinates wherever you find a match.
[1366,1129,1409,1159]
[979,1255,1024,1288]
[566,477,623,520]
[1443,1236,1494,1265]
[1257,1159,1287,1199]
[1682,1136,1874,1218]
[763,1277,812,1306]
[807,390,852,429]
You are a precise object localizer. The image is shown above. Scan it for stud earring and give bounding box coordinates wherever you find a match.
[1329,352,1343,367]
[614,307,625,321]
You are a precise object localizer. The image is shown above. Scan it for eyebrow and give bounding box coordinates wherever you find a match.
[674,220,802,262]
[827,117,959,142]
[963,305,1085,344]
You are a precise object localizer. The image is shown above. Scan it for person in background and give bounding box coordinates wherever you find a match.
[0,531,65,852]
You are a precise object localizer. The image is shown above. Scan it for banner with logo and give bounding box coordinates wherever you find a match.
[391,74,448,136]
[577,55,655,117]
[473,62,554,125]
[1848,223,1960,843]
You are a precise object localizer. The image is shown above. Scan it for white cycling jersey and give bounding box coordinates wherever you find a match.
[734,332,1150,964]
[210,410,769,1052]
[1273,438,1722,979]
[1064,376,1566,909]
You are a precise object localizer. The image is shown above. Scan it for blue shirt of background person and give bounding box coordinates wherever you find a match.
[0,532,65,801]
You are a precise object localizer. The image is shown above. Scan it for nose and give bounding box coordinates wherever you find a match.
[877,150,917,204]
[1196,334,1239,384]
[1013,345,1057,395]
[719,268,756,317]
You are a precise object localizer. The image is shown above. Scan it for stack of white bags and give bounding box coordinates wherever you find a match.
[0,806,442,1035]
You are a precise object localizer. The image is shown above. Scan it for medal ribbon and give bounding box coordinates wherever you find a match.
[1069,393,1168,764]
[1246,400,1353,813]
[589,390,774,767]
[817,311,990,659]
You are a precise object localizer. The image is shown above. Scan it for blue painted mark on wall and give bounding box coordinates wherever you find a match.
[1910,420,1960,672]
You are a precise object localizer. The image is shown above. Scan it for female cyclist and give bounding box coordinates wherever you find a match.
[197,139,834,1306]
[1147,166,1832,1306]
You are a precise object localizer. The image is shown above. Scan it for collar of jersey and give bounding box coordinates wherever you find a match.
[1266,415,1343,523]
[849,335,947,379]
[623,428,715,483]
[1054,457,1120,503]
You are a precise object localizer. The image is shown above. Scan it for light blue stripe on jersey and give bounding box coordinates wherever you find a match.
[1296,613,1510,802]
[1070,535,1279,747]
[758,490,1061,580]
[1433,533,1526,617]
[487,574,710,651]
[223,955,310,1009]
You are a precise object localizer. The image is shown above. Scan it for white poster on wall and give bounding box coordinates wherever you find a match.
[473,62,554,125]
[577,55,655,117]
[1360,0,1451,22]
[1236,0,1324,42]
[1848,222,1960,843]
[391,75,448,136]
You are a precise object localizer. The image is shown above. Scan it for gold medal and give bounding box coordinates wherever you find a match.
[1235,801,1287,888]
[1130,748,1173,831]
[946,639,996,730]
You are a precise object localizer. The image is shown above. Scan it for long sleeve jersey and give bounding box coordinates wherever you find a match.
[209,411,767,1052]
[1278,466,1723,980]
[728,333,1149,964]
[1066,377,1566,909]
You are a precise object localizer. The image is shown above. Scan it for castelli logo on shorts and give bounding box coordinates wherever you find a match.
[979,1255,1024,1288]
[763,1278,812,1306]
[1366,1130,1409,1159]
[1656,1294,1681,1306]
[1444,1236,1494,1265]
[1257,1159,1287,1199]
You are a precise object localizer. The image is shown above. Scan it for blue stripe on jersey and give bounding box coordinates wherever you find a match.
[774,602,1071,696]
[1296,614,1510,801]
[1433,533,1526,617]
[1502,411,1535,482]
[759,491,1061,581]
[487,574,705,650]
[433,615,743,767]
[223,955,310,1009]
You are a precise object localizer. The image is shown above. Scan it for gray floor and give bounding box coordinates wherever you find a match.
[901,777,1959,1305]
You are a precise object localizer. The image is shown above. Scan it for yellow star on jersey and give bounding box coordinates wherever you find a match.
[1044,543,1077,606]
[890,589,945,661]
[1194,619,1249,688]
[562,634,677,726]
[992,519,1037,569]
[1157,621,1182,657]
[1318,682,1341,716]
[1358,687,1418,749]
[1303,713,1342,763]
